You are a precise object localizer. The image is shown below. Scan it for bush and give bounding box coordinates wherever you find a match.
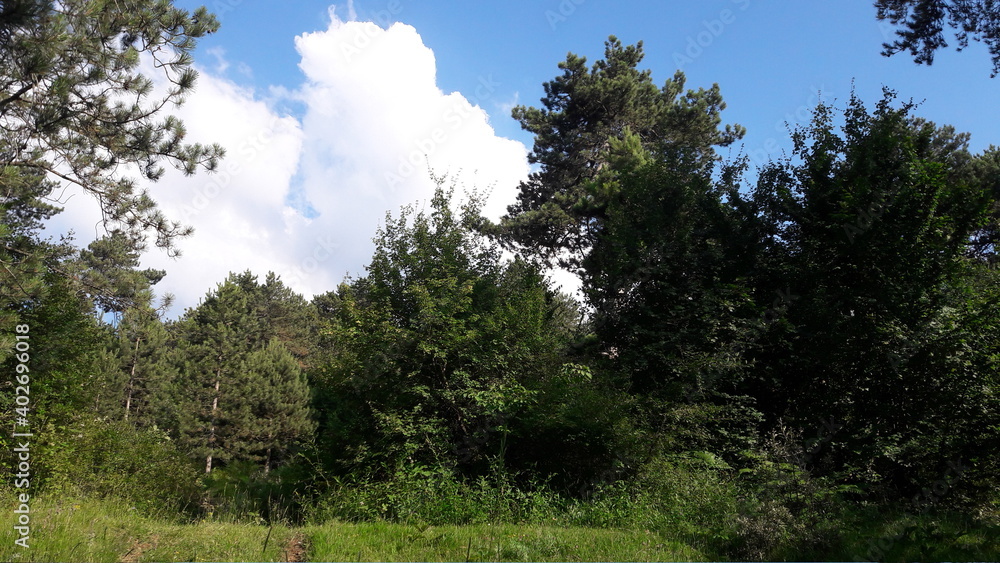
[37,417,201,516]
[201,459,316,524]
[726,427,852,559]
[630,453,741,544]
[307,463,563,526]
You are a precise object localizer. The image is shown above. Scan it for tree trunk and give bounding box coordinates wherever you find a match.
[124,336,141,421]
[205,367,221,474]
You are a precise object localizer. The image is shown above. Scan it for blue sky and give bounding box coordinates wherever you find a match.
[182,0,998,153]
[75,0,997,314]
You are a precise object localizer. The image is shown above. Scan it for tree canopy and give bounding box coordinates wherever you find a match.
[497,36,744,270]
[1,0,224,355]
[876,0,1000,76]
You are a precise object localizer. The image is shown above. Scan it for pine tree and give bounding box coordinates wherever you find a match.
[74,232,167,320]
[0,0,223,254]
[94,300,177,426]
[498,36,744,269]
[171,272,316,473]
[2,0,223,353]
[876,0,1000,76]
[231,340,314,474]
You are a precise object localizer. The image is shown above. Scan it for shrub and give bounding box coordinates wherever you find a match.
[38,416,201,516]
[631,453,741,544]
[307,463,563,526]
[201,459,316,524]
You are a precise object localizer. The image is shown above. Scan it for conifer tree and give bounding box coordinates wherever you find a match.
[498,36,744,270]
[95,299,177,426]
[0,0,223,254]
[876,0,1000,76]
[231,339,314,474]
[2,0,223,351]
[171,272,316,473]
[174,280,256,473]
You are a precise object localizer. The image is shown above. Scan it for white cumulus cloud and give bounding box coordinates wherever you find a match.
[50,7,532,316]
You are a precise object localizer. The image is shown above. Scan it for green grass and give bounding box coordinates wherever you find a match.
[0,494,705,562]
[2,493,998,562]
[303,521,705,562]
[0,496,295,563]
[823,506,1000,562]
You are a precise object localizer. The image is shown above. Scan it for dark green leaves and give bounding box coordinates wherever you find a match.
[314,183,572,475]
[876,0,1000,76]
[499,36,744,269]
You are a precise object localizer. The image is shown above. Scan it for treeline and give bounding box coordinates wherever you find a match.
[2,10,1000,558]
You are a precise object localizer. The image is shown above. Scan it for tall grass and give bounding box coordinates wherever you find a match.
[305,521,704,562]
[1,461,996,562]
[0,495,294,563]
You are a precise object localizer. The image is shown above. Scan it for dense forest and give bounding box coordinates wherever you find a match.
[2,0,1000,561]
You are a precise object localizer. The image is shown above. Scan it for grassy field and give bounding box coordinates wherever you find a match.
[304,521,702,562]
[0,495,705,562]
[2,494,998,561]
[0,496,298,562]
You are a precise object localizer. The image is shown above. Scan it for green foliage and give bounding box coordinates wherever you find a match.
[876,0,1000,76]
[308,464,563,527]
[0,494,297,562]
[1,0,224,359]
[745,89,999,498]
[232,340,316,472]
[0,273,108,427]
[202,459,317,524]
[73,230,166,317]
[549,451,744,553]
[0,165,66,358]
[170,272,316,474]
[171,277,259,472]
[38,417,201,515]
[93,301,178,426]
[313,181,570,475]
[646,397,763,465]
[303,520,705,563]
[509,361,643,494]
[0,0,223,255]
[499,37,760,471]
[630,454,740,543]
[583,133,758,400]
[499,36,744,268]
